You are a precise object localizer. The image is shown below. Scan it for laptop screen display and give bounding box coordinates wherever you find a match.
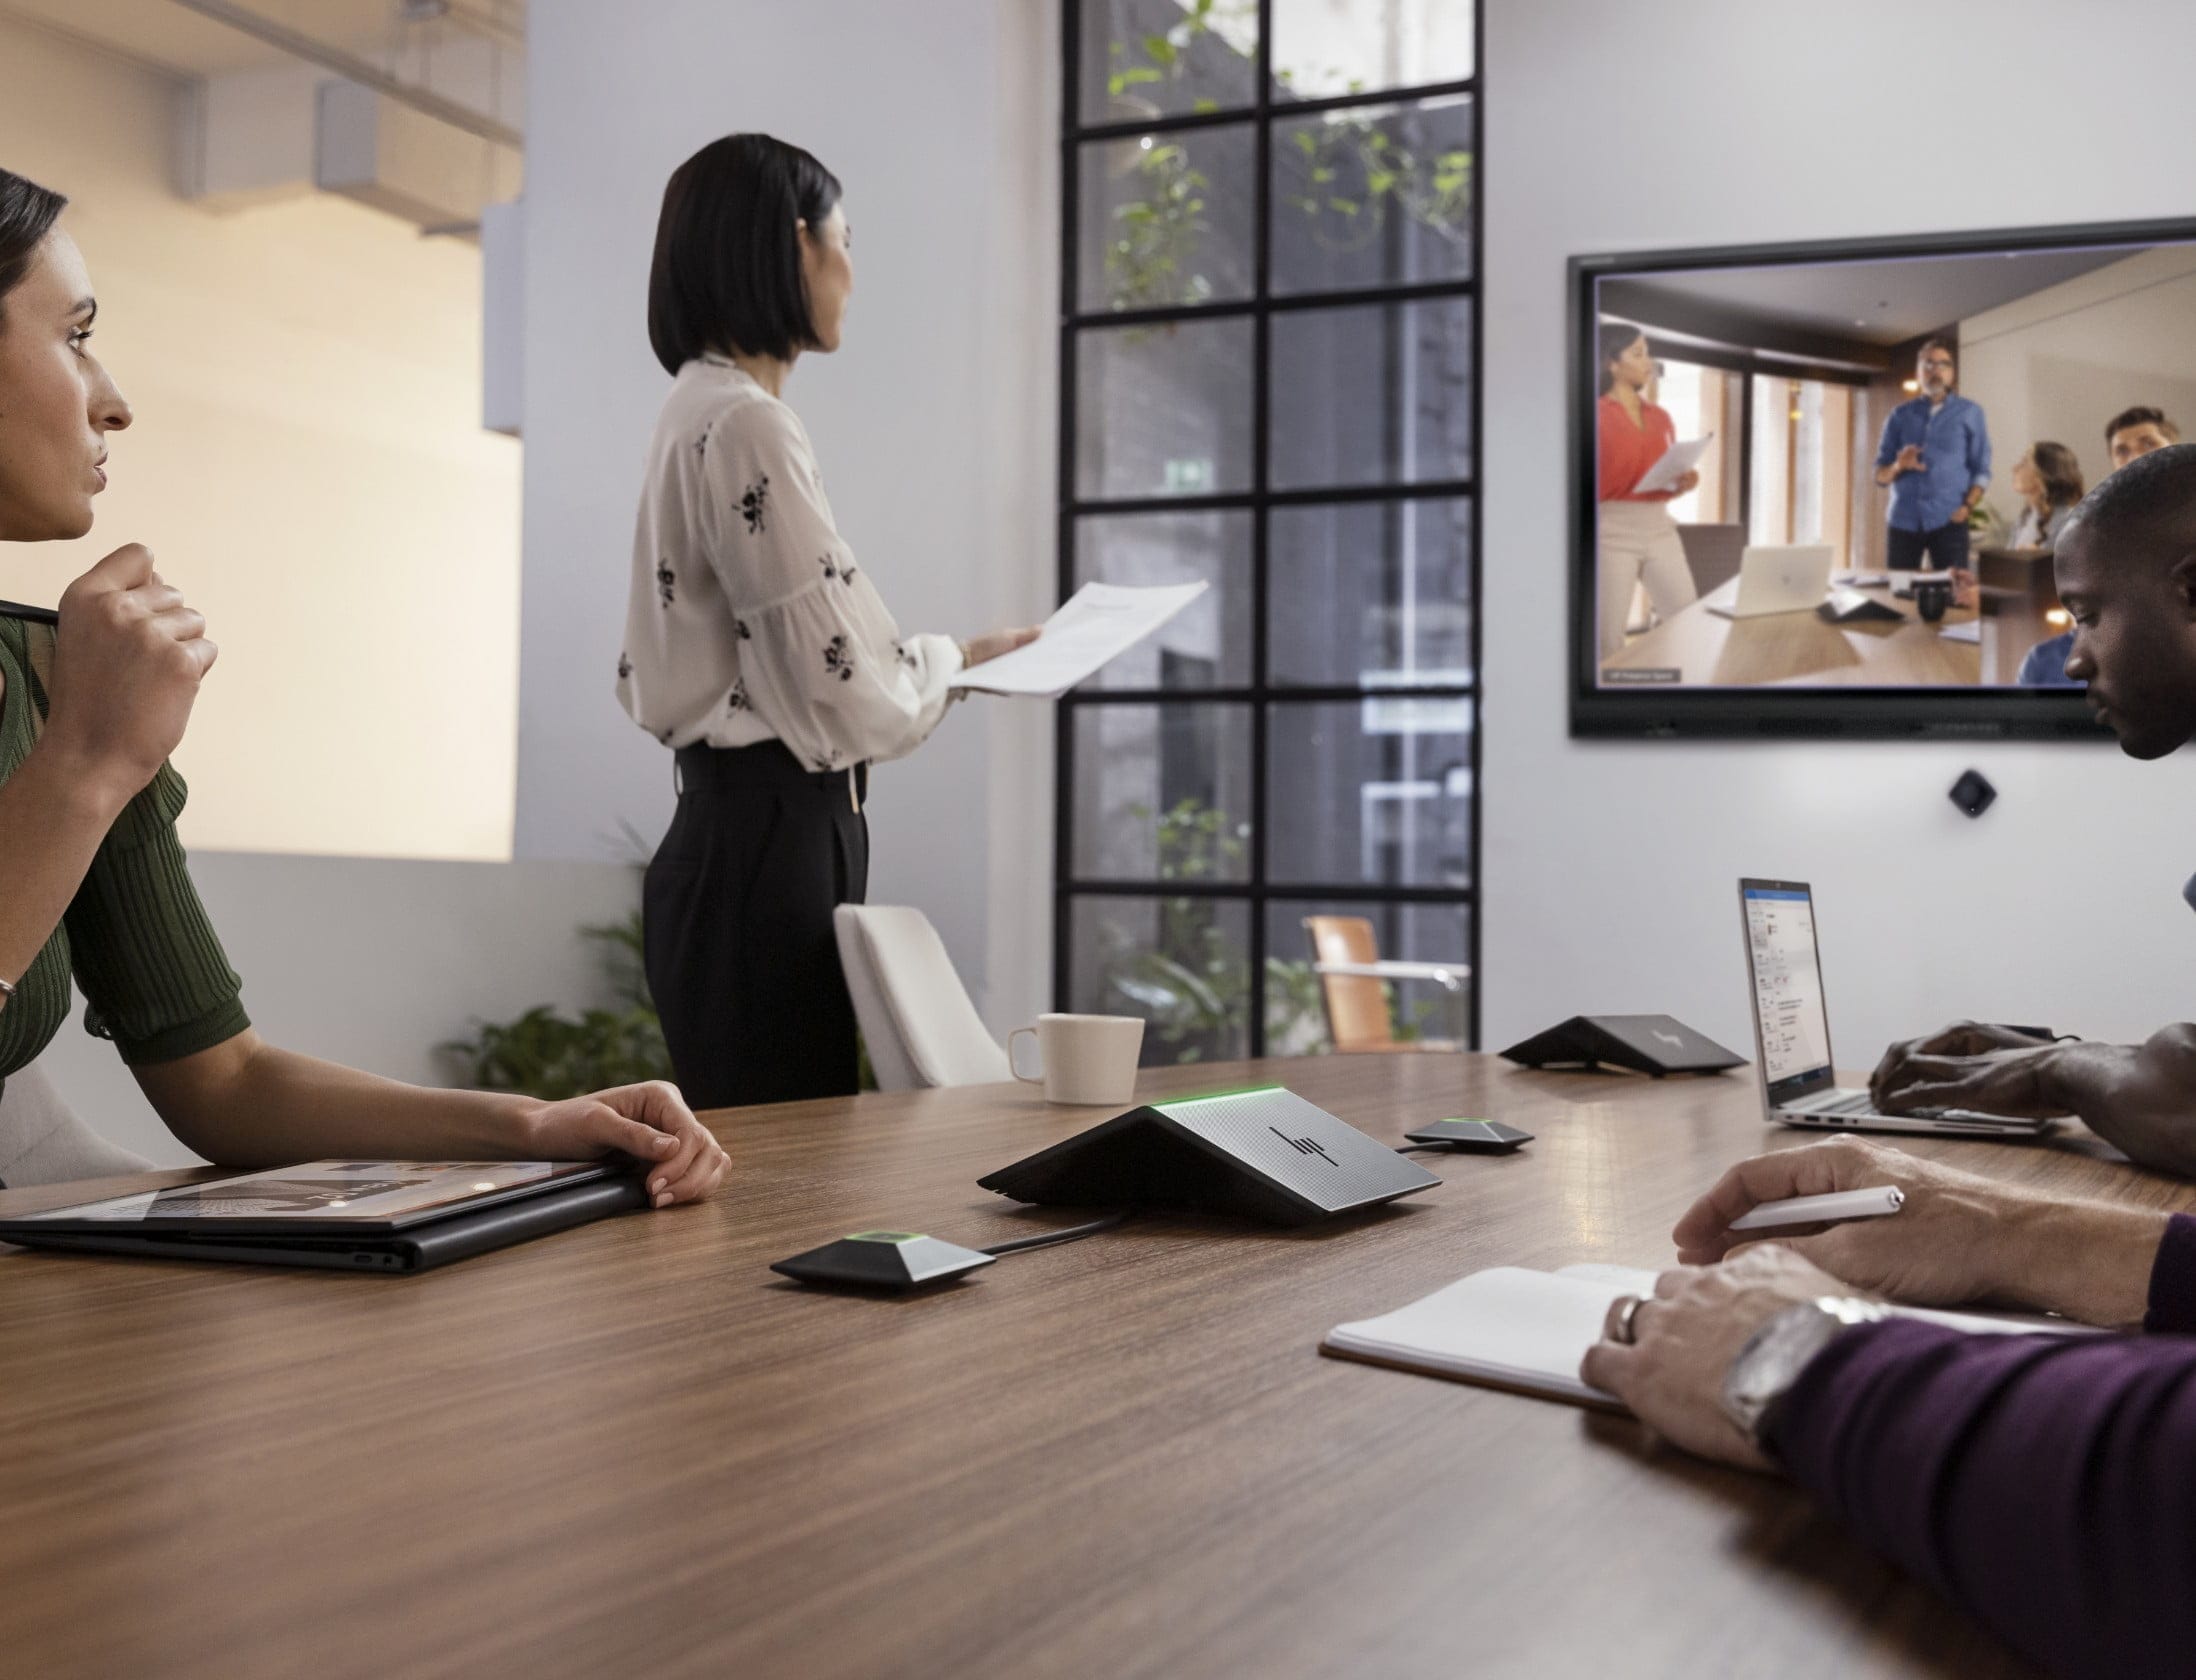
[14,1160,605,1227]
[1743,885,1834,1094]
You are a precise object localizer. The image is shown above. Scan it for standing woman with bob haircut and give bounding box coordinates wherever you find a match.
[619,134,1036,1109]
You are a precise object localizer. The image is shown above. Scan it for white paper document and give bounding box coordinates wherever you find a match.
[951,580,1208,699]
[1321,1262,2082,1413]
[1937,619,1981,644]
[1631,433,1713,496]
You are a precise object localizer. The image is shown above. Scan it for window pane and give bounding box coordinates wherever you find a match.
[1077,317,1255,500]
[1070,894,1254,1066]
[1651,359,1739,525]
[1273,0,1474,100]
[1271,96,1473,296]
[1079,0,1261,126]
[1267,899,1471,1054]
[1078,126,1256,313]
[1076,511,1253,688]
[1748,373,1791,546]
[1266,701,1472,887]
[1269,497,1472,687]
[1270,297,1472,490]
[1073,703,1254,881]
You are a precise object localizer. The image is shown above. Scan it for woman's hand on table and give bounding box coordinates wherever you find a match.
[1672,1135,2166,1330]
[961,627,1041,667]
[520,1080,729,1207]
[1580,1245,1850,1473]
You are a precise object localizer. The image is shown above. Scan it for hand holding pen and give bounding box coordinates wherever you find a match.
[1673,1135,2167,1330]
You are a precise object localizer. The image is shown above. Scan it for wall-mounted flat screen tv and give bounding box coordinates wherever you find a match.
[1568,219,2196,738]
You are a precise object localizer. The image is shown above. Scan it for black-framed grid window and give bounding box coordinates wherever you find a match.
[1057,0,1481,1064]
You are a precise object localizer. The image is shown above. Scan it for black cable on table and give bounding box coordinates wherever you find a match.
[979,1211,1133,1256]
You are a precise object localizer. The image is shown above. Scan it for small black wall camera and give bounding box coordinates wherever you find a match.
[1949,768,1997,818]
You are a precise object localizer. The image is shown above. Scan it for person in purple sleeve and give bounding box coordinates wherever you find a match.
[1867,443,2196,1179]
[1581,1135,2196,1680]
[1575,444,2196,1678]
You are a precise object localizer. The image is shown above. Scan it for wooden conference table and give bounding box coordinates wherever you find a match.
[1606,573,1982,687]
[5,1053,2192,1680]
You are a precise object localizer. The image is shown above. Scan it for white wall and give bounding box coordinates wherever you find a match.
[0,15,524,861]
[1960,247,2196,512]
[1485,0,2196,1064]
[517,0,1058,1026]
[33,852,641,1167]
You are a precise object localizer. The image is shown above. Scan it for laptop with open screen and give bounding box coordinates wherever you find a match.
[1738,879,2053,1138]
[1707,545,1834,619]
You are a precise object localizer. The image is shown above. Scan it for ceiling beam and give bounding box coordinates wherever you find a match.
[166,0,522,147]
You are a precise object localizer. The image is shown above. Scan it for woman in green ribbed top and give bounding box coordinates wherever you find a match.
[0,168,728,1203]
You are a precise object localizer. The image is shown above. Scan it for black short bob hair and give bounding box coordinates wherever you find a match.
[0,166,69,316]
[648,134,842,375]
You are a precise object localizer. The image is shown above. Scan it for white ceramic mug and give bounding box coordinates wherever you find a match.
[1008,1013,1145,1106]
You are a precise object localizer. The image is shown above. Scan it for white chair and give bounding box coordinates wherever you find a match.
[0,1060,152,1187]
[833,905,1013,1091]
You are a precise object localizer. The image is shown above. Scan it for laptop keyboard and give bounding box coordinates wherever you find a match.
[1791,1088,1876,1114]
[1787,1089,1957,1121]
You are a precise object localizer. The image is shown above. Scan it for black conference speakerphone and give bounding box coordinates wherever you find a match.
[1404,1119,1534,1153]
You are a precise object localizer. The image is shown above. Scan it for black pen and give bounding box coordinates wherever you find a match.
[0,599,59,626]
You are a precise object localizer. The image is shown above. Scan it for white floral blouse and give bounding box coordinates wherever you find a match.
[616,355,963,772]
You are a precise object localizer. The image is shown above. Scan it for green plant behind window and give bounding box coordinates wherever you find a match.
[1100,10,1474,312]
[1093,796,1414,1062]
[1106,141,1213,311]
[1284,117,1472,256]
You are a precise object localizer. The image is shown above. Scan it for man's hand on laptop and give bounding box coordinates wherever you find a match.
[1869,1019,2064,1117]
[1671,1136,2162,1329]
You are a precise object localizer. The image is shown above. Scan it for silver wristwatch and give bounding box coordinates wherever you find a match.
[1720,1297,1890,1454]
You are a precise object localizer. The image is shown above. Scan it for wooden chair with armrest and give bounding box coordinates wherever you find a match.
[1302,916,1470,1053]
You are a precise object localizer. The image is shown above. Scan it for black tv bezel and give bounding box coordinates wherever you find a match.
[1565,216,2196,741]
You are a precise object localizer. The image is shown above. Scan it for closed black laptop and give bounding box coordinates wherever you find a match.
[0,1160,646,1274]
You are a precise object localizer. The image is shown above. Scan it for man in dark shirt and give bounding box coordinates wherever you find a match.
[1578,450,2196,1679]
[1869,443,2196,1177]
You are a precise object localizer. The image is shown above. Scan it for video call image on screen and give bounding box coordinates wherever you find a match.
[1587,234,2196,692]
[1744,888,1831,1088]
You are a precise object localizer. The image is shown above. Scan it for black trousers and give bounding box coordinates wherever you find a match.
[644,742,869,1111]
[1887,521,1971,571]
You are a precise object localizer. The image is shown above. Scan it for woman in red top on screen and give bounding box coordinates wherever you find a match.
[1594,323,1700,665]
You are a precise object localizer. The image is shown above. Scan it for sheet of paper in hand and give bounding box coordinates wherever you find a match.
[950,581,1209,700]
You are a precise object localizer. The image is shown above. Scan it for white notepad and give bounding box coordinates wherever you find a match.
[1321,1263,2080,1412]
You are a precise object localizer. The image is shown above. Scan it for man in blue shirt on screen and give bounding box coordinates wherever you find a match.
[1874,338,1992,572]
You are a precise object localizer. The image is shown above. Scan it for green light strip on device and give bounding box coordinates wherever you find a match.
[1153,1085,1284,1112]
